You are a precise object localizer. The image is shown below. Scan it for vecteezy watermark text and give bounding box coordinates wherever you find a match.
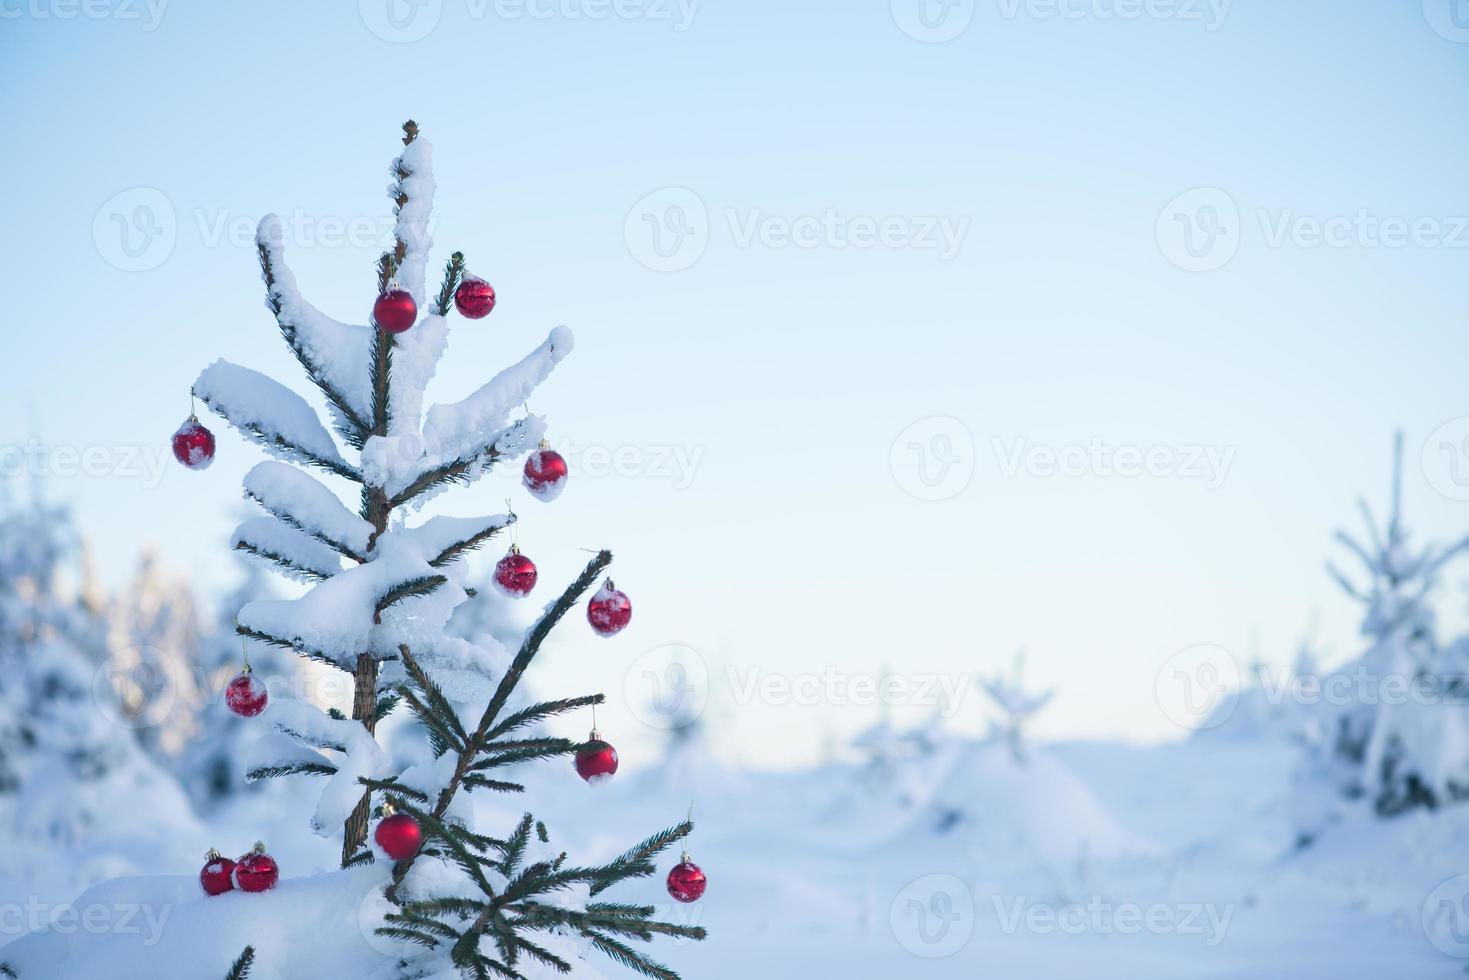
[992,436,1235,489]
[624,188,970,272]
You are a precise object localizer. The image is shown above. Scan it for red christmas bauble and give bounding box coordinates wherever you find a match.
[493,548,538,598]
[587,580,632,637]
[172,417,216,470]
[523,444,569,502]
[373,288,417,334]
[574,735,619,785]
[234,844,279,893]
[454,276,496,319]
[374,812,424,861]
[200,850,236,896]
[667,856,706,903]
[225,670,269,718]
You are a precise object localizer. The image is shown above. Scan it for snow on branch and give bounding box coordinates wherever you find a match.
[399,513,516,567]
[194,360,360,482]
[236,535,461,672]
[256,216,374,446]
[243,461,374,561]
[377,415,547,510]
[232,515,344,583]
[381,129,436,303]
[422,327,574,463]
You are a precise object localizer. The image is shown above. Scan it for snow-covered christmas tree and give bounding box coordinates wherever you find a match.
[5,122,707,980]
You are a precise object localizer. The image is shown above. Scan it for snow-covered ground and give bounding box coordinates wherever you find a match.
[4,729,1464,978]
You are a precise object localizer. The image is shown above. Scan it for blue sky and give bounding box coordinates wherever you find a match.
[4,0,1468,766]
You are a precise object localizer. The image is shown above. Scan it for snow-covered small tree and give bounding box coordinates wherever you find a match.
[0,492,190,854]
[1321,433,1469,815]
[186,122,704,978]
[980,651,1053,765]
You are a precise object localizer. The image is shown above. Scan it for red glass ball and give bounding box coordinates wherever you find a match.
[574,739,619,785]
[523,447,569,502]
[667,860,707,903]
[225,671,269,718]
[454,276,496,319]
[587,581,632,637]
[494,550,538,598]
[200,853,236,896]
[374,812,424,861]
[234,847,279,893]
[172,418,216,470]
[373,288,417,333]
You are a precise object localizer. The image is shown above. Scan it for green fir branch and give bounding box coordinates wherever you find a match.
[487,694,605,741]
[224,946,255,980]
[435,251,466,317]
[429,515,515,568]
[232,540,334,584]
[589,821,694,897]
[235,624,344,672]
[374,575,449,620]
[246,760,337,781]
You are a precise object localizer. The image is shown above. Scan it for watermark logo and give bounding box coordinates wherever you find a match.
[625,189,970,271]
[1159,187,1469,272]
[625,188,710,273]
[889,416,976,502]
[1423,0,1469,43]
[891,0,974,43]
[1423,874,1469,957]
[625,643,710,731]
[92,645,180,731]
[93,187,176,273]
[1421,417,1469,502]
[1154,643,1239,730]
[359,0,443,41]
[891,874,975,957]
[1156,187,1240,273]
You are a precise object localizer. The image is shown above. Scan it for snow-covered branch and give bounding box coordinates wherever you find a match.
[256,216,374,446]
[422,327,574,463]
[243,462,373,562]
[194,361,360,483]
[231,516,343,583]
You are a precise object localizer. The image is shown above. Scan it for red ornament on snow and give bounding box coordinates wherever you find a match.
[373,287,417,334]
[453,275,496,319]
[172,416,216,470]
[667,853,707,903]
[375,811,424,861]
[200,849,236,896]
[225,668,269,718]
[587,580,632,637]
[493,546,538,598]
[574,730,619,785]
[233,843,279,893]
[522,440,568,502]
